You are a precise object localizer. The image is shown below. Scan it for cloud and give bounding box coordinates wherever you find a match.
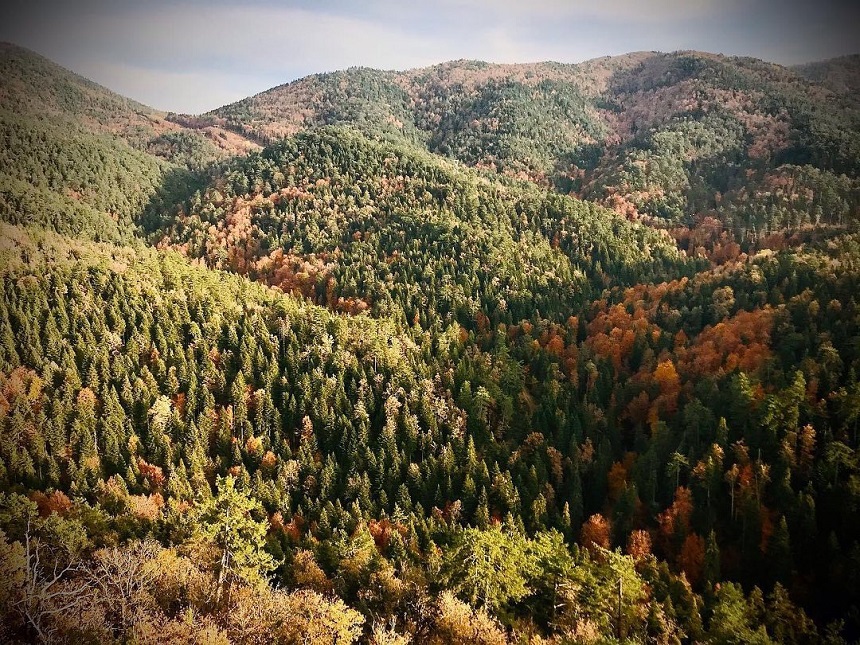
[433,0,736,22]
[67,60,268,113]
[3,3,460,110]
[87,6,443,73]
[1,0,857,112]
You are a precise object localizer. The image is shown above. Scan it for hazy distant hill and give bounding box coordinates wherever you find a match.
[794,54,860,99]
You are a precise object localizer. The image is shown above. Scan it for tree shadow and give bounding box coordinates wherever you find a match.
[135,163,211,239]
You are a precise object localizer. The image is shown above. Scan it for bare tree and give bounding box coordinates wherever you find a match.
[85,540,162,639]
[13,515,91,643]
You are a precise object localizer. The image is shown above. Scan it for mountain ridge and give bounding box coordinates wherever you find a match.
[0,41,259,158]
[185,48,860,231]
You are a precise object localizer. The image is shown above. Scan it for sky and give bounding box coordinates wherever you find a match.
[1,0,858,114]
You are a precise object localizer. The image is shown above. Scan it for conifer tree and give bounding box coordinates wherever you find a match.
[194,475,277,605]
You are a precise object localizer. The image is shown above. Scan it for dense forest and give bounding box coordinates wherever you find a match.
[1,42,860,644]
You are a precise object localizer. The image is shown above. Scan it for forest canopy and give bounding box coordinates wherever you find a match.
[1,42,860,643]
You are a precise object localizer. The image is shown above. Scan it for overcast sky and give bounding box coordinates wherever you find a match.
[1,0,858,114]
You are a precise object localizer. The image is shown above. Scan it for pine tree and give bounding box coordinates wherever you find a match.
[194,475,277,606]
[704,530,721,590]
[768,516,792,586]
[442,524,532,612]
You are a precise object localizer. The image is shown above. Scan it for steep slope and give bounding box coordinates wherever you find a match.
[0,42,258,161]
[0,42,168,146]
[0,43,259,241]
[147,127,694,326]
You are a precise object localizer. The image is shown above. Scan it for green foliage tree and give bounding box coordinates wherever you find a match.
[193,475,276,605]
[442,524,532,613]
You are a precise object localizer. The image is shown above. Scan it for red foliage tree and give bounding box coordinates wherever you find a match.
[580,513,611,556]
[678,533,705,588]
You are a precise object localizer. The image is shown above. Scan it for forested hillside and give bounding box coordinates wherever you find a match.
[204,51,860,234]
[146,127,693,325]
[0,43,258,242]
[1,43,860,644]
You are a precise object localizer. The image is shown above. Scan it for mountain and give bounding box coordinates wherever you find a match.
[202,51,860,234]
[1,44,860,644]
[0,43,259,242]
[201,53,649,184]
[794,54,860,99]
